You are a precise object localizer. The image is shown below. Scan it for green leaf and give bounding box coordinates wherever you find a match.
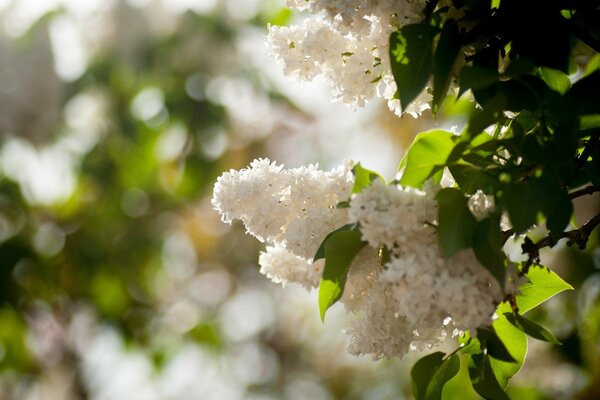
[433,21,462,114]
[477,326,516,363]
[446,141,470,163]
[318,230,366,321]
[436,188,477,258]
[504,312,561,345]
[489,303,528,388]
[459,332,483,355]
[351,162,385,194]
[411,352,460,400]
[449,164,498,193]
[505,59,537,79]
[583,54,600,77]
[389,23,437,112]
[313,224,356,261]
[469,354,511,400]
[336,201,350,209]
[466,93,506,137]
[459,65,500,94]
[515,265,573,314]
[538,67,571,95]
[504,182,538,233]
[472,216,506,285]
[531,174,573,237]
[412,352,444,400]
[427,354,461,399]
[399,129,455,188]
[580,114,600,130]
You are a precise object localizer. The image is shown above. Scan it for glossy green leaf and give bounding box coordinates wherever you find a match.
[459,65,500,94]
[515,265,573,314]
[411,352,460,400]
[538,67,571,95]
[399,130,455,188]
[318,230,366,321]
[459,332,483,355]
[313,224,356,261]
[504,312,561,345]
[389,23,437,112]
[351,162,385,194]
[490,303,528,388]
[449,164,498,193]
[580,114,600,130]
[436,188,477,258]
[469,354,511,400]
[531,174,573,237]
[427,354,461,400]
[477,326,516,363]
[433,21,461,114]
[466,93,506,137]
[472,215,506,285]
[412,352,444,400]
[504,182,538,233]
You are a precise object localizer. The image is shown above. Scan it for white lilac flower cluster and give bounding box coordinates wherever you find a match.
[266,0,431,116]
[213,160,503,359]
[346,180,502,357]
[212,158,354,289]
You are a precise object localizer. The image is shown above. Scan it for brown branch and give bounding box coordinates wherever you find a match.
[501,228,515,246]
[519,212,600,272]
[569,185,600,199]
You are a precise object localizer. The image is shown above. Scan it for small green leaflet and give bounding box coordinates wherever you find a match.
[459,65,500,95]
[465,93,506,137]
[318,230,366,321]
[583,53,600,77]
[411,352,460,400]
[436,188,477,258]
[489,302,528,388]
[538,67,571,95]
[580,114,600,130]
[504,312,561,345]
[389,23,437,113]
[468,354,510,400]
[351,163,385,194]
[313,224,356,262]
[515,264,573,314]
[399,129,455,188]
[449,164,498,193]
[477,326,517,363]
[458,332,482,355]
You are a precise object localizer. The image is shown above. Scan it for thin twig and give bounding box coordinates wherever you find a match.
[520,212,600,268]
[575,131,599,170]
[569,185,600,199]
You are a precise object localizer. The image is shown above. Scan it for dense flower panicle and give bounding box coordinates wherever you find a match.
[345,181,502,357]
[340,247,417,359]
[213,160,503,359]
[345,284,415,359]
[258,244,324,290]
[347,179,436,249]
[212,158,353,288]
[266,0,430,113]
